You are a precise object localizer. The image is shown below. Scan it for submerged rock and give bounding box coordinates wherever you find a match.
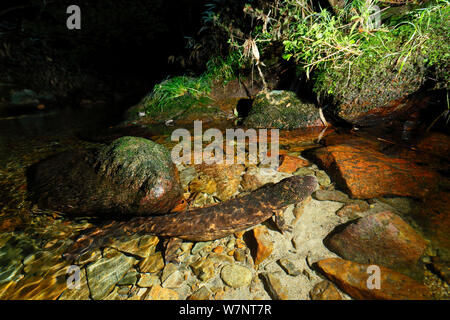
[310,134,439,199]
[28,136,183,217]
[86,251,136,300]
[309,280,342,300]
[220,264,252,288]
[243,90,324,129]
[316,258,432,300]
[324,211,428,280]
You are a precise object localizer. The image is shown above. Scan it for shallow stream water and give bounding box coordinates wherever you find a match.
[0,103,448,300]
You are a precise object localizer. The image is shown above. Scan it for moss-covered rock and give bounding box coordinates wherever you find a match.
[243,90,323,129]
[28,136,183,217]
[123,77,230,124]
[312,3,450,124]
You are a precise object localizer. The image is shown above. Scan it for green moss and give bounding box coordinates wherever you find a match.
[243,90,320,129]
[309,1,450,112]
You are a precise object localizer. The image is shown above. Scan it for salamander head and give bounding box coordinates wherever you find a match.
[276,175,318,205]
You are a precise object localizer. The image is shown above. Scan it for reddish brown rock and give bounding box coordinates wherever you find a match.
[316,258,432,300]
[311,135,439,199]
[251,226,274,265]
[277,155,309,173]
[325,211,427,280]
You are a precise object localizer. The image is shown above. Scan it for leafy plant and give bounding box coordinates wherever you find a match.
[142,76,211,113]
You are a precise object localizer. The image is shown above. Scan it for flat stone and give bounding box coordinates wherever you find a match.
[137,273,160,288]
[180,166,197,190]
[278,258,301,276]
[139,252,164,273]
[86,252,136,300]
[311,135,439,199]
[252,226,273,265]
[146,285,179,300]
[161,263,178,283]
[293,167,316,177]
[117,269,138,286]
[194,163,244,201]
[325,211,428,280]
[162,270,184,289]
[335,200,370,218]
[188,286,213,300]
[58,268,91,300]
[220,264,252,288]
[316,258,432,300]
[109,235,159,258]
[315,170,331,187]
[191,241,213,255]
[241,167,291,192]
[261,273,288,300]
[310,280,343,300]
[234,249,247,262]
[278,155,309,173]
[313,190,349,203]
[190,258,215,282]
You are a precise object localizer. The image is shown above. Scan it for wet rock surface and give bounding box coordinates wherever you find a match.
[310,134,440,199]
[316,258,432,300]
[324,211,428,280]
[27,136,183,217]
[0,122,448,300]
[243,90,324,129]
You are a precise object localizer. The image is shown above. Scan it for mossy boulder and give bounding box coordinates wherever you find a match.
[243,90,323,129]
[313,3,449,125]
[28,136,183,217]
[124,92,227,124]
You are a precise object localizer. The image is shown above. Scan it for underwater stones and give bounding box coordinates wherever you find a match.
[325,211,427,280]
[192,163,244,201]
[188,286,213,300]
[86,251,136,300]
[243,90,324,129]
[220,264,252,288]
[139,252,164,274]
[278,258,301,276]
[277,155,309,174]
[59,268,91,300]
[335,200,370,218]
[109,235,159,259]
[251,226,274,265]
[241,166,291,192]
[313,190,349,203]
[309,280,342,300]
[137,273,160,288]
[190,258,215,282]
[28,136,183,217]
[261,272,288,300]
[117,269,139,286]
[316,258,432,300]
[146,285,179,300]
[311,135,439,199]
